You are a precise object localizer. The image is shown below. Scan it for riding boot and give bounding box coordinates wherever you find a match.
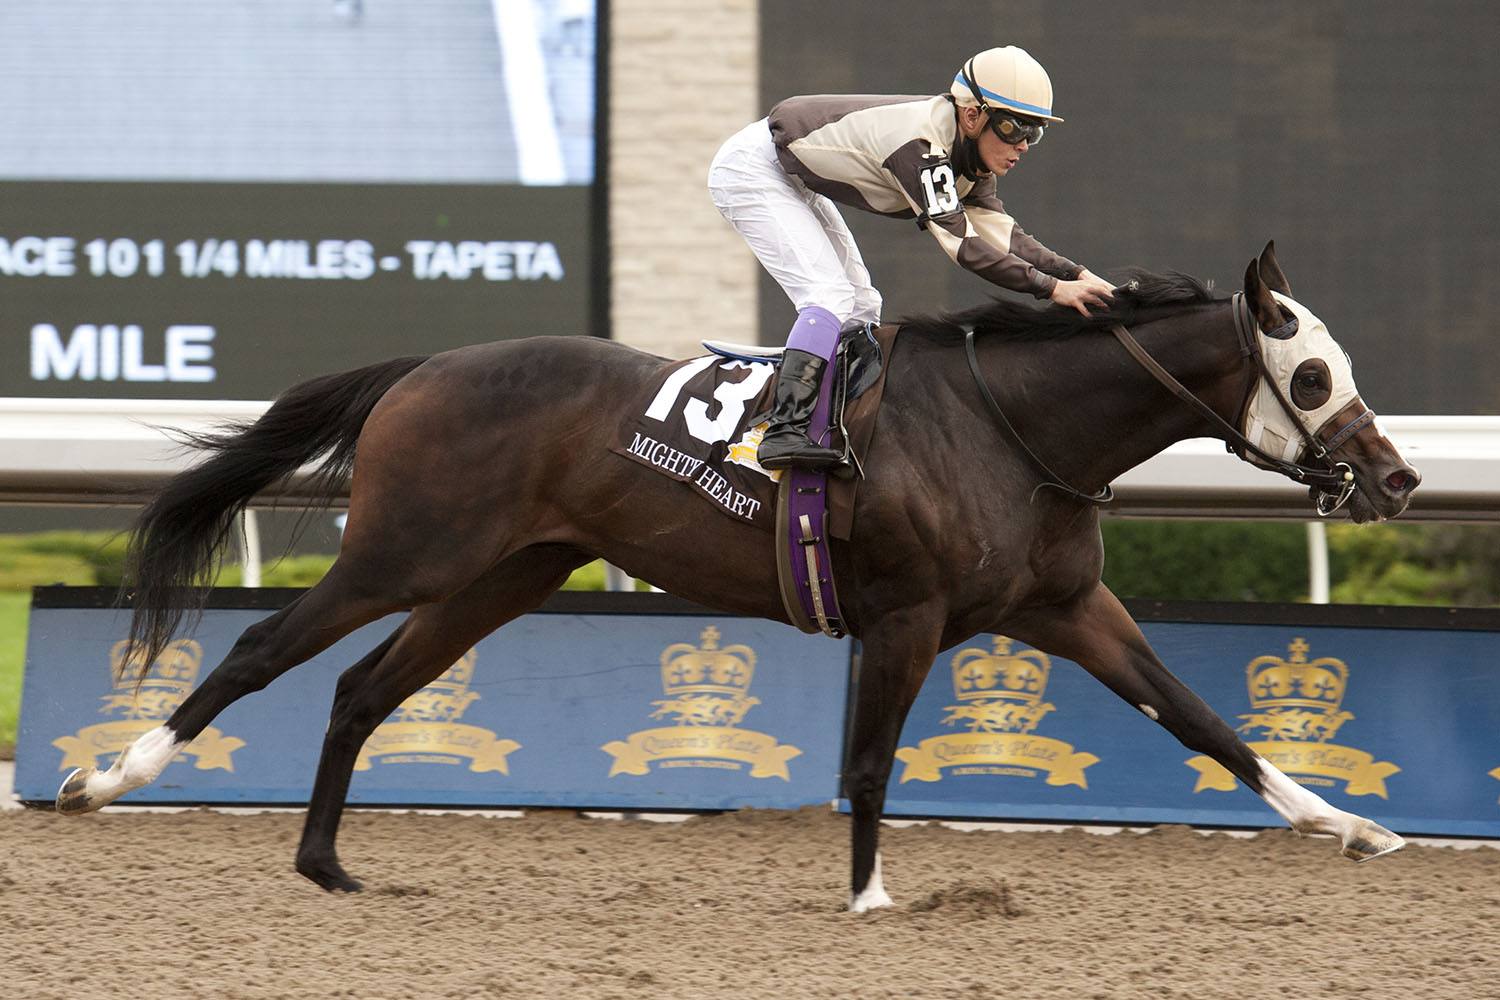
[758,349,845,470]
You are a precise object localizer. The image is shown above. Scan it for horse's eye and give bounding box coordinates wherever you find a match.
[1291,359,1333,410]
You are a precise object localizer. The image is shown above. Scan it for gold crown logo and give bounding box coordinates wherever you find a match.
[394,649,481,723]
[660,626,755,698]
[952,636,1050,705]
[1246,638,1348,714]
[943,637,1055,734]
[101,639,204,720]
[652,626,760,727]
[1237,638,1355,743]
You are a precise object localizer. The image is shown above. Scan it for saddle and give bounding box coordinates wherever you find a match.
[704,326,894,638]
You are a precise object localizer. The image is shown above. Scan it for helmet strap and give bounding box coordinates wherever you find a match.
[951,128,986,181]
[961,58,984,109]
[950,77,988,180]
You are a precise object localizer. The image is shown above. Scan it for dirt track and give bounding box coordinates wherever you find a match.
[2,806,1497,999]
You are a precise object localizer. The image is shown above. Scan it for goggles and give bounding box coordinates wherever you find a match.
[987,112,1045,146]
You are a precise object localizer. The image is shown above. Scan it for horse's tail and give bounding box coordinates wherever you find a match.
[121,355,429,679]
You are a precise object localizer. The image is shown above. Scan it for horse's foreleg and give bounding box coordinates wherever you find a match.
[843,611,944,912]
[295,545,589,892]
[1011,585,1404,862]
[57,566,407,815]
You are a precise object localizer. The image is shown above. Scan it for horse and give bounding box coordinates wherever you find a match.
[54,242,1421,912]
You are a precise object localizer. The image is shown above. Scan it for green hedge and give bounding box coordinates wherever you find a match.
[1100,520,1500,607]
[1100,521,1309,602]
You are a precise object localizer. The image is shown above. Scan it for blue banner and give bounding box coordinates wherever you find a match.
[16,596,851,810]
[875,623,1500,837]
[18,590,1500,837]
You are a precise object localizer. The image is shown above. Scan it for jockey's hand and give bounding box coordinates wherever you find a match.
[1050,272,1116,316]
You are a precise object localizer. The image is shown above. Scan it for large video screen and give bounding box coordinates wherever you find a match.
[0,0,601,400]
[758,1,1500,414]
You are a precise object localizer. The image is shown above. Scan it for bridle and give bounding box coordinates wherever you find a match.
[964,290,1375,515]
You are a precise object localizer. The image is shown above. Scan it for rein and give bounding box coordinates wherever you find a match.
[964,292,1372,514]
[1111,292,1368,515]
[964,329,1113,504]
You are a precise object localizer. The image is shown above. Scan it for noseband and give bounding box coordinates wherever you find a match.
[964,291,1374,514]
[1113,291,1372,515]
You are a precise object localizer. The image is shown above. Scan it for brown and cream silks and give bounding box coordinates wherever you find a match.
[768,94,1082,298]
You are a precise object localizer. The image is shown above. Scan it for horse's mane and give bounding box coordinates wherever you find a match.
[899,268,1225,341]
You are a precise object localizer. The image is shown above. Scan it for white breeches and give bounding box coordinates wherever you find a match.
[708,118,882,329]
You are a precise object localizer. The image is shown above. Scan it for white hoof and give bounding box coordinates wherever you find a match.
[848,853,894,913]
[1256,759,1405,864]
[849,884,894,913]
[54,725,182,814]
[55,767,102,815]
[1341,818,1406,862]
[55,763,135,815]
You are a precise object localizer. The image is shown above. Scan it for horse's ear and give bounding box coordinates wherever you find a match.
[1245,258,1281,328]
[1257,240,1293,296]
[1244,256,1299,338]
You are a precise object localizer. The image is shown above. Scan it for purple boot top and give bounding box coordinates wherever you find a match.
[784,306,841,362]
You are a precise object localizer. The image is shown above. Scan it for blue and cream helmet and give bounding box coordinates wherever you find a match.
[950,46,1063,123]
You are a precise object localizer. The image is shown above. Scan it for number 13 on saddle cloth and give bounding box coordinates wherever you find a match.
[611,327,894,540]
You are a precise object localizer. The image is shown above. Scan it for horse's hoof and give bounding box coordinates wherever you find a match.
[848,888,894,914]
[1342,819,1405,862]
[296,853,364,893]
[56,768,100,815]
[847,853,894,913]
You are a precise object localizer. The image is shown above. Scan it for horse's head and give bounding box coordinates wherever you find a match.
[1238,242,1420,523]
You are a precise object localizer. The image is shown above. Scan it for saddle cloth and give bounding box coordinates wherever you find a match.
[612,327,891,532]
[611,327,899,634]
[613,354,782,525]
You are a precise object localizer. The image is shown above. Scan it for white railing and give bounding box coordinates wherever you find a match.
[1108,415,1500,521]
[0,398,322,506]
[3,398,1499,520]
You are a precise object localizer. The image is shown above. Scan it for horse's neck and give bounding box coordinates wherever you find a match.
[972,305,1248,492]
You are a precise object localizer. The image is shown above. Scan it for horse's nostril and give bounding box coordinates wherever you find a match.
[1385,471,1416,494]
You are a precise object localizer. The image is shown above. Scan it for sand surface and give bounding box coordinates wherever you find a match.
[2,806,1497,999]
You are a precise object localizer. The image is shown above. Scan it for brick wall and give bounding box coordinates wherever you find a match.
[609,0,758,358]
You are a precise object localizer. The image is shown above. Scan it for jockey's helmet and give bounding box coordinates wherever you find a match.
[950,46,1064,123]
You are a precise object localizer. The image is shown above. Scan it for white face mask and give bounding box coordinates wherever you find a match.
[1241,290,1361,466]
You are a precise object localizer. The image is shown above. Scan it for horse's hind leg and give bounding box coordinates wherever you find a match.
[843,608,945,912]
[295,544,589,892]
[1010,584,1404,862]
[56,563,414,815]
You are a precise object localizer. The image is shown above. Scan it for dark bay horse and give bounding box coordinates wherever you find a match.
[56,243,1420,912]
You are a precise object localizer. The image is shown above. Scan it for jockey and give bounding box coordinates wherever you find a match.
[709,45,1115,470]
